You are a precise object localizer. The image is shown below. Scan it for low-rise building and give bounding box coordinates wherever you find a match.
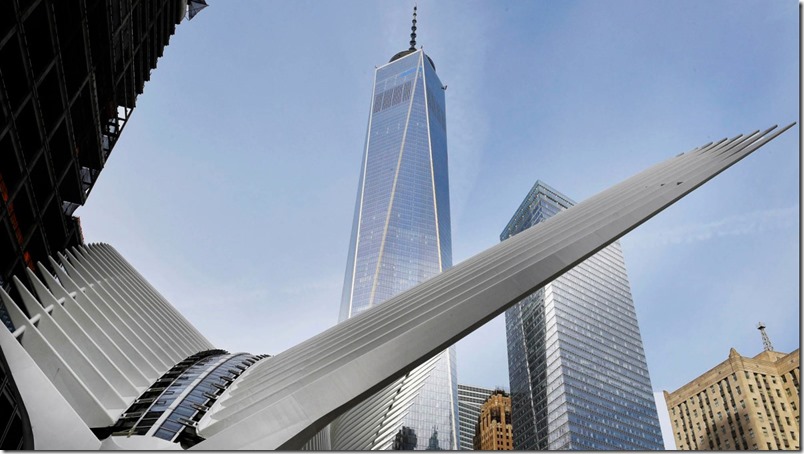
[473,390,513,450]
[665,342,799,450]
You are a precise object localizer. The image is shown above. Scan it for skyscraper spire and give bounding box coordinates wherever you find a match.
[409,5,418,50]
[389,4,435,70]
[757,322,774,352]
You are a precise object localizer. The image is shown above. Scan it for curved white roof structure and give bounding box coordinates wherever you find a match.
[0,124,793,449]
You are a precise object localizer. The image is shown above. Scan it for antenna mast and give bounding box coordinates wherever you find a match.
[757,322,774,352]
[409,5,417,50]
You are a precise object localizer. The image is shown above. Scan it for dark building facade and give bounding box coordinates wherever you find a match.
[0,0,191,448]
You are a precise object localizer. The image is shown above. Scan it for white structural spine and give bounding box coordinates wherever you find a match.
[192,124,794,450]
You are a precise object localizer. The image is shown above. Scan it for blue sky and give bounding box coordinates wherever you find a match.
[77,0,798,442]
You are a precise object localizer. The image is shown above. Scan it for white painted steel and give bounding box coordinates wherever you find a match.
[193,124,794,450]
[0,317,101,450]
[23,268,144,394]
[37,260,161,380]
[329,351,441,450]
[1,286,117,427]
[1,244,214,430]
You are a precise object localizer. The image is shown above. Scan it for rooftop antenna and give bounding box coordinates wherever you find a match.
[409,5,418,50]
[757,322,774,352]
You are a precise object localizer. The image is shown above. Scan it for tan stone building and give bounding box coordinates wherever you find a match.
[473,390,513,450]
[665,347,800,450]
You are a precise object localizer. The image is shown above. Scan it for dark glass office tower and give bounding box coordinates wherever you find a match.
[503,181,663,450]
[331,9,458,450]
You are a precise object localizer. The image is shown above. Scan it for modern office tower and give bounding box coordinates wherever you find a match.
[457,384,496,450]
[330,7,458,450]
[0,0,195,448]
[473,390,513,450]
[664,331,800,450]
[0,126,794,450]
[502,180,664,450]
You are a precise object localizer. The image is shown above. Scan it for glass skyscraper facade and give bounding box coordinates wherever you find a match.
[330,45,458,450]
[457,384,496,450]
[503,180,663,450]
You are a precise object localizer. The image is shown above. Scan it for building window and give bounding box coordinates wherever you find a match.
[736,385,742,395]
[786,388,792,397]
[749,428,755,439]
[780,403,786,411]
[785,417,791,426]
[776,389,782,398]
[740,400,746,409]
[749,384,754,393]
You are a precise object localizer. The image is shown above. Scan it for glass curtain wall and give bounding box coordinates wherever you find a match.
[332,49,458,450]
[503,181,664,450]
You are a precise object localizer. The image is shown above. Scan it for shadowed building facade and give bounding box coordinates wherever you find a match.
[503,181,664,450]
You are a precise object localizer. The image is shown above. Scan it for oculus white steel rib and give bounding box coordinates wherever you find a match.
[0,124,794,450]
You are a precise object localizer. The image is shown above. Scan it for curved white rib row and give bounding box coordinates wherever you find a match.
[329,350,442,450]
[0,244,214,428]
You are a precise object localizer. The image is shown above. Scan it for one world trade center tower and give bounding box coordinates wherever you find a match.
[328,7,458,450]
